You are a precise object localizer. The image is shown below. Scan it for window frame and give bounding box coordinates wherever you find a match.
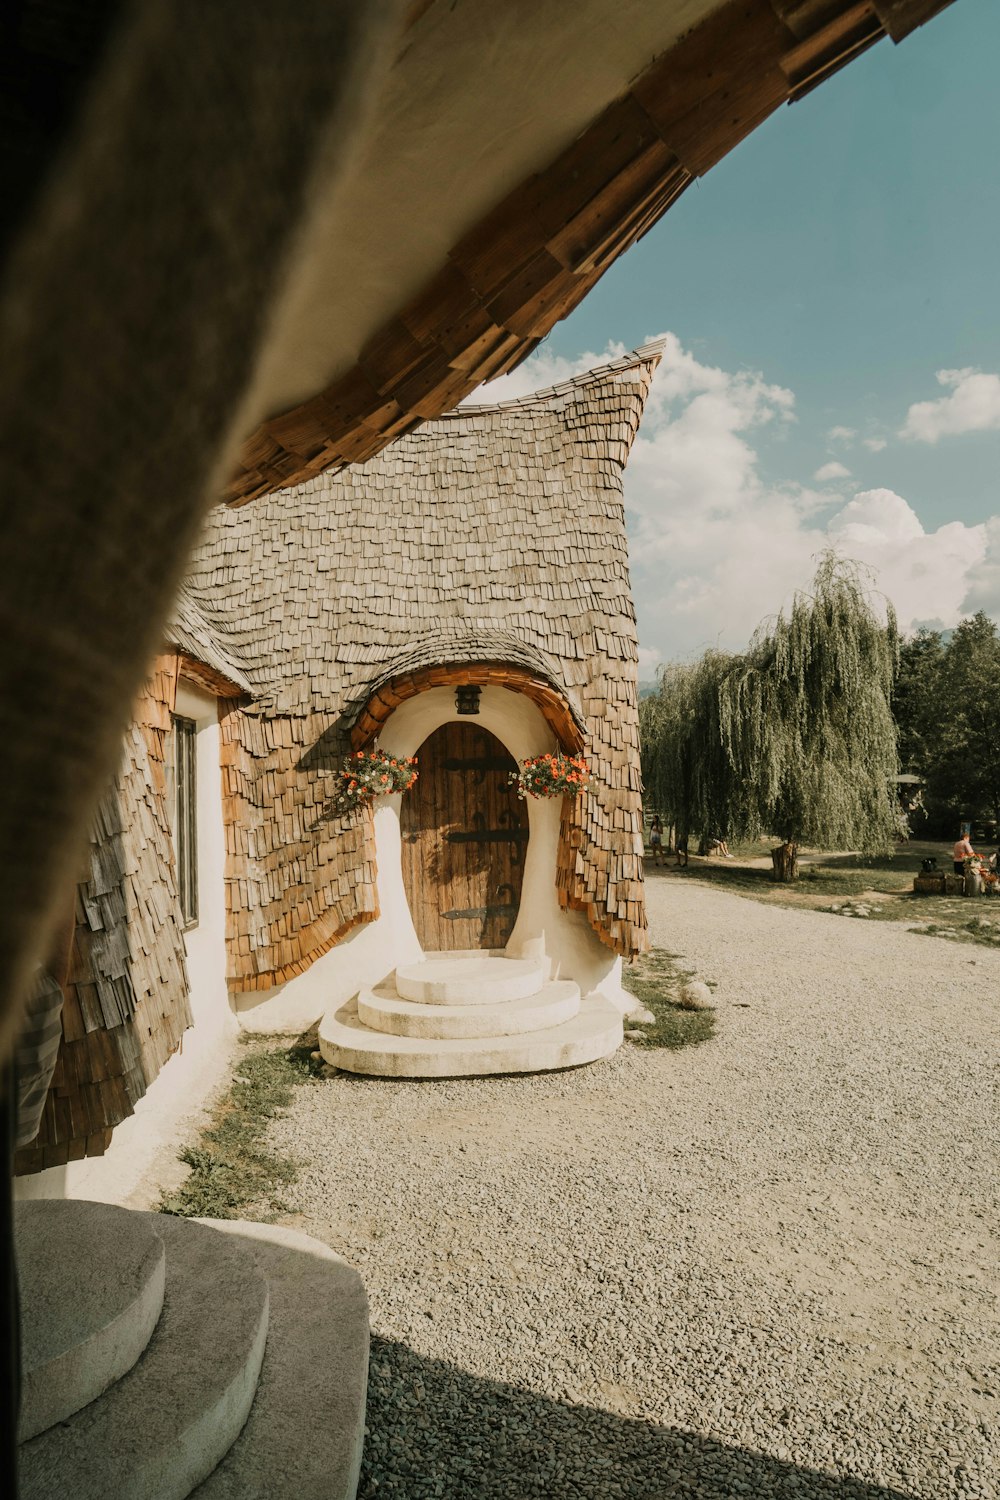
[170,713,199,929]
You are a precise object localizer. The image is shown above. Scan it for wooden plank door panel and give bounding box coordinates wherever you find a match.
[400,722,528,951]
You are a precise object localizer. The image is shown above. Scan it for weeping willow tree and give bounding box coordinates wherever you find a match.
[641,554,900,879]
[719,553,900,879]
[639,651,741,851]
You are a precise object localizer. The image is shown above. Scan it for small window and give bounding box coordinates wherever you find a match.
[171,715,198,928]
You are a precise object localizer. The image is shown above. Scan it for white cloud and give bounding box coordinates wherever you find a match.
[901,367,1000,442]
[637,645,662,680]
[621,339,992,656]
[827,425,855,443]
[468,334,999,659]
[827,490,986,627]
[814,461,851,482]
[464,343,624,404]
[863,436,887,452]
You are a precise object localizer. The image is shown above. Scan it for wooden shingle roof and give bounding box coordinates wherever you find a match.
[226,1,956,504]
[186,346,661,985]
[168,588,254,698]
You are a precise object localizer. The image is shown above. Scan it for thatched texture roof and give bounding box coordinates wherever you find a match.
[186,346,662,988]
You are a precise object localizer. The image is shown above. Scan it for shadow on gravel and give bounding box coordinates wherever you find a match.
[360,1337,917,1500]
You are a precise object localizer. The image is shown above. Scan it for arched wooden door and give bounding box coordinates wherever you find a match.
[400,722,528,951]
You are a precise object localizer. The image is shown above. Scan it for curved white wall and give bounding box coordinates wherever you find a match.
[236,685,630,1032]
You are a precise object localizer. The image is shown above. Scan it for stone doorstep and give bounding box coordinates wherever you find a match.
[359,978,581,1040]
[395,953,546,1006]
[319,991,624,1078]
[18,1210,370,1500]
[16,1199,166,1441]
[191,1221,370,1500]
[20,1216,269,1500]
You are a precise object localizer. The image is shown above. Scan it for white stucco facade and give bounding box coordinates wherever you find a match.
[17,677,238,1205]
[234,685,629,1033]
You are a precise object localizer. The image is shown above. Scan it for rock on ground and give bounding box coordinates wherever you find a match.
[265,878,999,1499]
[677,979,714,1010]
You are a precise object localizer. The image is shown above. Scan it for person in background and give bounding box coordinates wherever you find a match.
[953,830,977,876]
[648,815,664,867]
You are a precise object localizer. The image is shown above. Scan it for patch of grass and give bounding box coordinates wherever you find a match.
[909,912,1000,948]
[159,1039,324,1221]
[653,836,1000,948]
[676,850,914,902]
[823,892,1000,949]
[622,948,716,1050]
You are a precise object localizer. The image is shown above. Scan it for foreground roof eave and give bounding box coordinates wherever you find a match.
[224,0,957,507]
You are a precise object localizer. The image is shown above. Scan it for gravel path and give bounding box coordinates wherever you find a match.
[267,876,999,1499]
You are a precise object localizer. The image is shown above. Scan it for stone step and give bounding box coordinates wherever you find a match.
[320,991,624,1078]
[16,1199,166,1441]
[395,953,545,1006]
[191,1220,369,1500]
[21,1214,269,1500]
[359,978,580,1039]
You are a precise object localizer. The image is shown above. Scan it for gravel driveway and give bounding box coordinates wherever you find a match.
[268,874,999,1499]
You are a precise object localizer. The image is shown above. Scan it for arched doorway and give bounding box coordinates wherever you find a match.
[400,722,529,951]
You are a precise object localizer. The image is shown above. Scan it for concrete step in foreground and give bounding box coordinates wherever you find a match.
[17,1206,370,1500]
[191,1220,369,1500]
[395,953,545,1005]
[359,977,580,1039]
[16,1199,166,1441]
[21,1216,269,1500]
[320,991,624,1077]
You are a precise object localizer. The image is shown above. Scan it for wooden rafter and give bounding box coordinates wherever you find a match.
[226,0,956,506]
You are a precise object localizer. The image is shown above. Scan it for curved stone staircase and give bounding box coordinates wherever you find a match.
[16,1199,369,1499]
[320,952,623,1077]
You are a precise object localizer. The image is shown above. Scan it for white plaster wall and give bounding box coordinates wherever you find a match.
[173,679,235,1045]
[236,685,630,1033]
[16,678,239,1206]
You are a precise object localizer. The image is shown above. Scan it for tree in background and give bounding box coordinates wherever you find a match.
[894,627,946,776]
[895,613,1000,833]
[639,652,739,853]
[642,554,900,880]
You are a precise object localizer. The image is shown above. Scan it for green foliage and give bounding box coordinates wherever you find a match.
[894,628,946,774]
[622,949,716,1050]
[641,553,900,859]
[159,1041,322,1220]
[720,553,899,851]
[639,652,739,842]
[894,612,1000,831]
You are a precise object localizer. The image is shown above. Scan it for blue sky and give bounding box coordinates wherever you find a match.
[479,0,1000,670]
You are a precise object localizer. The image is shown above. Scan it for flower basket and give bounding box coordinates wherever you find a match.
[509,752,590,800]
[339,748,418,809]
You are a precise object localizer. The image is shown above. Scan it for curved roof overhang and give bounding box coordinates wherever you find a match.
[166,588,254,698]
[227,0,956,506]
[349,657,586,754]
